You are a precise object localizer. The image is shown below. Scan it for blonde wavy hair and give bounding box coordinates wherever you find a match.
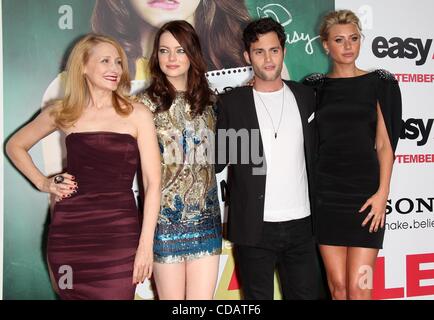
[51,34,133,128]
[319,10,362,42]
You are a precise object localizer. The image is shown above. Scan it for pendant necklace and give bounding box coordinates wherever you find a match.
[256,88,285,139]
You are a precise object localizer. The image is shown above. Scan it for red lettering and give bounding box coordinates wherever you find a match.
[407,253,434,297]
[227,268,240,291]
[394,73,434,83]
[373,257,405,299]
[396,154,434,164]
[395,155,403,163]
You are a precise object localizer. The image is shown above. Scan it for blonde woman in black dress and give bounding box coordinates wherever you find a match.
[305,10,402,300]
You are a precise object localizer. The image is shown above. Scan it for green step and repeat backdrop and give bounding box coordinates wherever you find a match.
[2,0,333,299]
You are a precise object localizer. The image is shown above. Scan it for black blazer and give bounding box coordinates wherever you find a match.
[215,80,317,246]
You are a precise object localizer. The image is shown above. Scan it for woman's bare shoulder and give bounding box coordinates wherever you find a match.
[130,102,153,121]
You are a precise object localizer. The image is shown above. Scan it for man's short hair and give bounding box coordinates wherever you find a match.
[242,17,286,52]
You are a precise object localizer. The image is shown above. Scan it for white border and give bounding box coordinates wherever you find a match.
[0,0,4,300]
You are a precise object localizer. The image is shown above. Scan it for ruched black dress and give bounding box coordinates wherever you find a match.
[304,70,402,249]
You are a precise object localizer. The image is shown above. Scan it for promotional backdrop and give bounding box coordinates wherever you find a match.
[2,0,433,300]
[334,0,434,300]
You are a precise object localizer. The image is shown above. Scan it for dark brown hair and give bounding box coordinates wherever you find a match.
[243,17,286,52]
[146,20,214,117]
[91,0,251,75]
[194,0,251,70]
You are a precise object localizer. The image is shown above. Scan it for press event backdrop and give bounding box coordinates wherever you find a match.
[334,0,434,300]
[1,0,433,300]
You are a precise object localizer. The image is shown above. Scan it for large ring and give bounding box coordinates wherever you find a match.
[54,175,64,184]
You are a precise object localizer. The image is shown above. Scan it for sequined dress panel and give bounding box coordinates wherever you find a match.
[140,93,222,263]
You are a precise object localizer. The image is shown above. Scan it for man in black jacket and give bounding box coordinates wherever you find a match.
[215,18,320,299]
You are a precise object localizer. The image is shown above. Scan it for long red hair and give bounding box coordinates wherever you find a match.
[146,20,214,117]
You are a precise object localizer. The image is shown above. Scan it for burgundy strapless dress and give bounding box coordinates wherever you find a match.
[47,132,140,299]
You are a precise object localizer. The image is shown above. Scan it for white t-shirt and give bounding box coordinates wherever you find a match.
[253,85,311,222]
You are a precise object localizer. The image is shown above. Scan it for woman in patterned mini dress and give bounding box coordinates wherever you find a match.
[140,20,222,300]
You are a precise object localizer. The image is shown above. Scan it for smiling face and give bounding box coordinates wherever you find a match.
[157,31,191,88]
[244,31,285,83]
[129,0,201,27]
[323,23,361,65]
[83,42,123,92]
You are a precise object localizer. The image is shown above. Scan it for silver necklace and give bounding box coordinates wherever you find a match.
[256,88,285,139]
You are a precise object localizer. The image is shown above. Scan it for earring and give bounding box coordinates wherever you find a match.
[325,49,329,55]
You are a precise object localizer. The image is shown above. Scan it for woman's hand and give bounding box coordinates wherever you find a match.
[359,191,388,233]
[132,243,153,285]
[245,76,255,87]
[39,172,77,202]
